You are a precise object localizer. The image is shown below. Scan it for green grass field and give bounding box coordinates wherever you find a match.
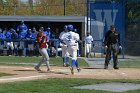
[120,60,140,68]
[0,78,139,93]
[0,56,88,67]
[0,56,140,93]
[0,56,140,68]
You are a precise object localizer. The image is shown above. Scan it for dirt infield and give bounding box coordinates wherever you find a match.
[0,65,140,83]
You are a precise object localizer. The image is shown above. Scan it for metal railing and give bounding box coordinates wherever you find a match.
[0,39,60,57]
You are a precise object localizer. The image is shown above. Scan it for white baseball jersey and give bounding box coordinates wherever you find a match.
[84,35,93,44]
[59,31,66,40]
[59,31,69,57]
[63,31,79,60]
[63,31,79,46]
[59,31,67,46]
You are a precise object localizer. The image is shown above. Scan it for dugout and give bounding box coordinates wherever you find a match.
[0,16,87,56]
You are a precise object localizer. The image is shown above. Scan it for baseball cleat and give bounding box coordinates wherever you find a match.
[77,68,81,72]
[69,67,74,75]
[66,63,70,67]
[47,68,51,72]
[114,67,119,70]
[34,66,41,71]
[63,63,66,67]
[104,65,108,69]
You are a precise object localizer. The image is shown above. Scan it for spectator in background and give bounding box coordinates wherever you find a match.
[32,27,38,37]
[40,27,44,32]
[3,28,8,49]
[54,28,60,39]
[44,27,51,41]
[26,29,36,56]
[32,27,40,56]
[18,27,27,56]
[0,28,5,55]
[17,20,28,34]
[51,28,59,39]
[11,28,19,56]
[5,28,14,55]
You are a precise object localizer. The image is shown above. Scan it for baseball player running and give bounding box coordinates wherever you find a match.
[59,25,70,67]
[34,31,51,72]
[63,24,81,74]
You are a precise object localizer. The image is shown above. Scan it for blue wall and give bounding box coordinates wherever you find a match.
[89,2,125,53]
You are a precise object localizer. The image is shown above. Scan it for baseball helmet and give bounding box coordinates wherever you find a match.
[67,24,74,31]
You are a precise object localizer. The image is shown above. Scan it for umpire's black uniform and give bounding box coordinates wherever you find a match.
[103,25,120,69]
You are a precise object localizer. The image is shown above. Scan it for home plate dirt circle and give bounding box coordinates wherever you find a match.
[0,65,140,83]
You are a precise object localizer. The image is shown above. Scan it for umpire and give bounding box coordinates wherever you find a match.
[103,25,121,69]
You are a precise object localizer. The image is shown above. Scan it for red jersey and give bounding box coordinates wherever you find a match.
[36,36,48,48]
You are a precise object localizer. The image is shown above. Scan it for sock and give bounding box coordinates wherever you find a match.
[71,60,75,68]
[66,57,70,64]
[63,57,66,64]
[75,60,79,69]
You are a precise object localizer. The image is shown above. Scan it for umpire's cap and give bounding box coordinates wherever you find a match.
[110,25,115,29]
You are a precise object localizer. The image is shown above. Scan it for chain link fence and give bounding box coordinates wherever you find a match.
[0,0,86,16]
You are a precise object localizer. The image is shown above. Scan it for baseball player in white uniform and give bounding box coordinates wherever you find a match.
[84,32,94,58]
[63,24,81,74]
[59,25,70,67]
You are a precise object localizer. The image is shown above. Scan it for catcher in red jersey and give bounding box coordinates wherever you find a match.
[34,31,51,72]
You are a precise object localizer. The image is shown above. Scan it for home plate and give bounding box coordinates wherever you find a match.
[73,83,140,92]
